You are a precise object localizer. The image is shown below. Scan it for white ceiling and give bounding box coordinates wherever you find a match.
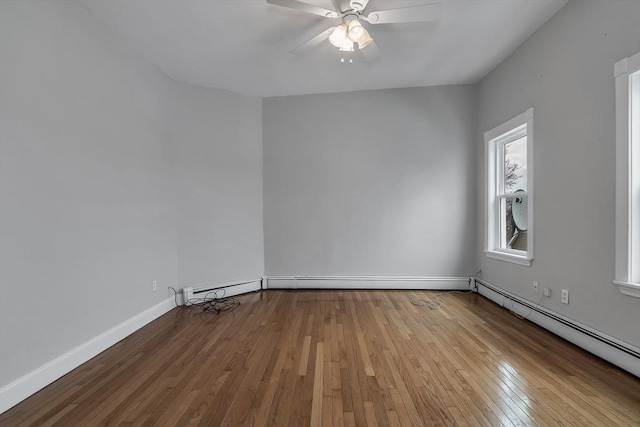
[82,0,568,97]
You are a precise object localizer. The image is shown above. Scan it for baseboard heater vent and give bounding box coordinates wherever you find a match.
[475,278,640,376]
[267,276,472,290]
[182,277,263,304]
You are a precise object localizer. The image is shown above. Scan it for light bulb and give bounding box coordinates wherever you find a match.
[349,58,353,63]
[347,20,365,42]
[329,24,347,48]
[340,57,345,63]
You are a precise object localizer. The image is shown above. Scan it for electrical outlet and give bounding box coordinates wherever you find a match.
[543,287,551,297]
[561,289,569,304]
[152,280,157,292]
[533,281,539,293]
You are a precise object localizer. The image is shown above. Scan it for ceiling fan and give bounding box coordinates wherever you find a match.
[266,0,441,61]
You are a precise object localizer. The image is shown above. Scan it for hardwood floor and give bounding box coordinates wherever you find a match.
[1,290,639,426]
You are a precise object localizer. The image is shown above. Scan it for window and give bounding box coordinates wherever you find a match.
[614,52,640,298]
[485,108,534,266]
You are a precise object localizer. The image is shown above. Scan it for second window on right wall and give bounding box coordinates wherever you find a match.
[614,51,640,297]
[485,108,534,266]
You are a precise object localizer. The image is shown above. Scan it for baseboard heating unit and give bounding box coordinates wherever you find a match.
[182,277,263,304]
[266,276,472,290]
[475,278,640,377]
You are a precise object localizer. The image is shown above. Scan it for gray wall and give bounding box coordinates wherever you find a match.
[263,86,478,277]
[0,0,175,387]
[170,82,264,287]
[477,0,640,347]
[0,0,264,388]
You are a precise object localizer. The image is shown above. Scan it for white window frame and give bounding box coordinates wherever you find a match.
[484,108,534,266]
[614,51,640,298]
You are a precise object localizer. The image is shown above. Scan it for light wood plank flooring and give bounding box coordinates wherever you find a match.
[1,290,639,426]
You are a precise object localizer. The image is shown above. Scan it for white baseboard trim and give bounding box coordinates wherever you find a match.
[266,276,472,290]
[0,297,176,414]
[475,278,640,377]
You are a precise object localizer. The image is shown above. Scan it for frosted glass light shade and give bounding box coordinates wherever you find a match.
[347,20,365,42]
[329,24,348,48]
[357,29,373,49]
[339,39,354,52]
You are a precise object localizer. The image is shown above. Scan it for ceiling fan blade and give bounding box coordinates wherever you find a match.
[291,27,336,55]
[359,39,381,61]
[267,0,339,18]
[365,3,441,24]
[349,0,370,12]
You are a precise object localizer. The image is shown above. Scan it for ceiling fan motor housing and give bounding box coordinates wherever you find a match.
[343,14,358,24]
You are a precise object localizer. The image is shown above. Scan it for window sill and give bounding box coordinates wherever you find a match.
[613,281,640,298]
[485,250,532,267]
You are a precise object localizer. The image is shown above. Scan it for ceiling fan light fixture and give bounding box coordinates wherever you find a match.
[339,39,354,52]
[357,28,373,49]
[329,24,348,48]
[347,20,365,42]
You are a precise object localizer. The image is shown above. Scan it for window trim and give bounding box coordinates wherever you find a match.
[614,51,640,298]
[484,108,534,267]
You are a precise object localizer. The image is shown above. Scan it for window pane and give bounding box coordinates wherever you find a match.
[504,136,527,193]
[485,108,533,264]
[500,196,527,252]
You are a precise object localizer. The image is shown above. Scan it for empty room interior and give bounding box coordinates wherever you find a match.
[1,0,639,425]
